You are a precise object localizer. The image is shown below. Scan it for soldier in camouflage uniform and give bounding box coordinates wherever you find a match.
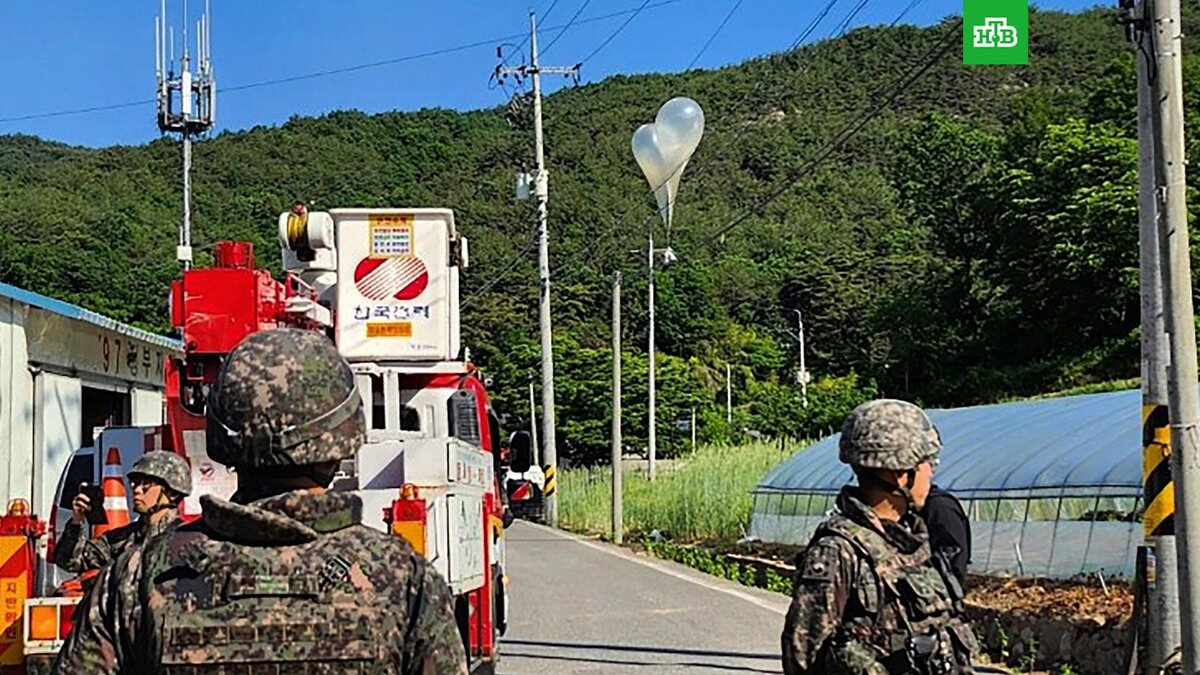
[54,328,468,674]
[782,399,976,675]
[53,451,191,574]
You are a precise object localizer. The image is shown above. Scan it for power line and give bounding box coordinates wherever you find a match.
[540,0,564,24]
[531,0,904,291]
[0,0,695,126]
[462,237,539,307]
[497,0,860,295]
[789,0,842,49]
[541,0,593,57]
[833,0,872,40]
[703,18,962,245]
[0,98,155,124]
[580,0,654,65]
[687,0,746,70]
[475,0,892,304]
[890,0,925,27]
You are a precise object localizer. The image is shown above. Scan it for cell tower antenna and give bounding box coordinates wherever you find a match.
[156,0,216,270]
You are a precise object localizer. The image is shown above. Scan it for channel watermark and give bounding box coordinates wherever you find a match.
[963,0,1028,65]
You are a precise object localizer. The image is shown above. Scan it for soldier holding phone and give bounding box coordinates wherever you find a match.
[53,452,192,574]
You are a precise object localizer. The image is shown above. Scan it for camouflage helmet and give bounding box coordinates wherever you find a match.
[838,399,941,471]
[206,328,365,469]
[128,451,192,496]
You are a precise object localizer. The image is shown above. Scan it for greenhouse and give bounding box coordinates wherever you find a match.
[749,389,1145,578]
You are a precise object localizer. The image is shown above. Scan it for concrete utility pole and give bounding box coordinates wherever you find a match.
[793,309,808,408]
[1129,0,1180,667]
[612,273,623,544]
[1145,0,1200,668]
[648,220,658,480]
[690,408,697,451]
[528,381,539,467]
[496,13,576,526]
[726,363,732,425]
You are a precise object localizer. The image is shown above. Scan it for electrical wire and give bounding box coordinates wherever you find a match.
[703,18,963,244]
[686,0,746,70]
[789,0,841,50]
[0,0,697,125]
[579,0,653,65]
[890,0,925,27]
[541,0,593,57]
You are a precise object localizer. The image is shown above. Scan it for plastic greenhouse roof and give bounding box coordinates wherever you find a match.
[755,389,1146,500]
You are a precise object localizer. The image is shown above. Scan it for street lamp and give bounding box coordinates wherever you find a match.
[792,309,808,408]
[631,97,704,480]
[628,233,677,479]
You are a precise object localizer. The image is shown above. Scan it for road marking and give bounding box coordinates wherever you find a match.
[527,524,788,616]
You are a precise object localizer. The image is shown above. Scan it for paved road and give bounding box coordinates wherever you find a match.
[498,522,788,674]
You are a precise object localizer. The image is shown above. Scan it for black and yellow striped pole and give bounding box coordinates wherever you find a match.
[1144,403,1174,538]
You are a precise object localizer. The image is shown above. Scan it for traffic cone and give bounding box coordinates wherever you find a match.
[91,447,130,538]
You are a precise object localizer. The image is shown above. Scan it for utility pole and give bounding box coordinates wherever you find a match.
[528,381,539,467]
[792,309,808,408]
[156,0,215,270]
[495,13,577,526]
[726,363,732,425]
[648,219,658,480]
[612,273,623,544]
[1144,0,1200,668]
[1127,0,1181,667]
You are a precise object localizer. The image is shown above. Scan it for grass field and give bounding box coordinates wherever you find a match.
[558,437,1140,548]
[558,441,803,543]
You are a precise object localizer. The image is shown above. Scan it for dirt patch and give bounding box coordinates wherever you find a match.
[638,537,1133,673]
[965,574,1132,626]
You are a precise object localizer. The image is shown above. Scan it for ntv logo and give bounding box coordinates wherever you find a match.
[972,17,1018,48]
[963,0,1027,64]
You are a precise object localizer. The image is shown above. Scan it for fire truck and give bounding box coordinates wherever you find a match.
[18,208,508,673]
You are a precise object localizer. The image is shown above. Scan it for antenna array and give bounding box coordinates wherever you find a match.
[155,0,216,268]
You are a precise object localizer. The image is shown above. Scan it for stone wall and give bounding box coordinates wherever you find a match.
[968,602,1130,674]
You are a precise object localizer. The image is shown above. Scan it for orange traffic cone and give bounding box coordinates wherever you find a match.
[91,447,130,538]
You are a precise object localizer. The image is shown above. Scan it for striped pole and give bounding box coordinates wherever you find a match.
[1144,404,1174,538]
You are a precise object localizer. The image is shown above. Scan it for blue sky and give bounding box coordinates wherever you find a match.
[0,0,1104,148]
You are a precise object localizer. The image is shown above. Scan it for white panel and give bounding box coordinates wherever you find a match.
[333,209,458,362]
[33,373,81,526]
[180,431,236,518]
[0,297,33,510]
[447,494,485,591]
[130,388,164,426]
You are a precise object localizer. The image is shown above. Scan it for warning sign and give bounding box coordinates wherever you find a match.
[0,536,30,664]
[367,322,413,338]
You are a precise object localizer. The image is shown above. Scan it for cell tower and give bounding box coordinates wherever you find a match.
[155,0,216,269]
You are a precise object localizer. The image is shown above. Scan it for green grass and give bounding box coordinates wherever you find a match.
[559,441,800,543]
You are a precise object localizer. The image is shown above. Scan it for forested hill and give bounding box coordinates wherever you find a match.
[2,5,1197,463]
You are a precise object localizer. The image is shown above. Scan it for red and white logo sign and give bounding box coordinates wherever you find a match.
[353,256,429,301]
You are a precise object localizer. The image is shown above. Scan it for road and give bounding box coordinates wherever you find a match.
[498,521,789,674]
[495,522,1016,675]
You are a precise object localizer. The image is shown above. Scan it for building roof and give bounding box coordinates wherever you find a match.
[756,389,1145,500]
[0,281,181,352]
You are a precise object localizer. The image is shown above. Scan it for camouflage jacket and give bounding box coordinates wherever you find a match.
[53,490,468,675]
[781,486,975,675]
[52,514,178,574]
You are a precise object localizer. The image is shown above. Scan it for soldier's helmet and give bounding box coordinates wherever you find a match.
[838,399,941,471]
[206,328,366,469]
[128,451,193,496]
